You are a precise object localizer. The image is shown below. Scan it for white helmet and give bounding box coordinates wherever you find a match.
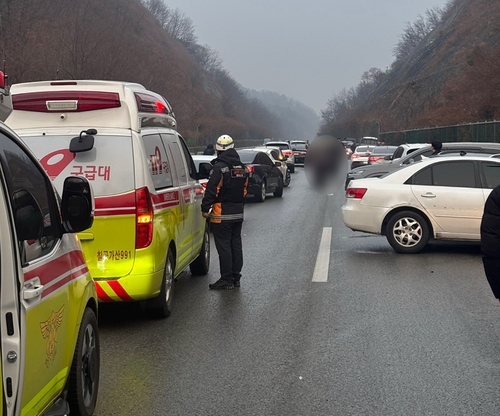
[216,135,234,152]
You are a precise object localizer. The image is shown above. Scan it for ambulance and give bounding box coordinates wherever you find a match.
[6,80,211,318]
[0,73,99,415]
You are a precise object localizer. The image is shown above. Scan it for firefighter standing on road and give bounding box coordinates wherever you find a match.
[202,135,248,290]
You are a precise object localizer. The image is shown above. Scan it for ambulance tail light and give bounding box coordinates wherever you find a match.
[135,187,154,249]
[134,92,170,114]
[12,91,121,112]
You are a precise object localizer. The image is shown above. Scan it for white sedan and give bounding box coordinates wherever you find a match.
[342,155,500,253]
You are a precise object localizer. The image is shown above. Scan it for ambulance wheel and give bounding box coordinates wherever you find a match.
[255,180,266,202]
[68,307,100,416]
[190,223,210,275]
[148,250,174,318]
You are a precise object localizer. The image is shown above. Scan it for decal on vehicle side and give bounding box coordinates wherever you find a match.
[40,305,64,367]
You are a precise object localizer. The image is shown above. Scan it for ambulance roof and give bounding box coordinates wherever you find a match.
[6,80,176,132]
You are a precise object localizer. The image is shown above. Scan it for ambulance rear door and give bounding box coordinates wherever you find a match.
[17,129,137,280]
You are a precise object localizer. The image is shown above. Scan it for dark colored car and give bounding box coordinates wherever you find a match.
[236,149,284,202]
[290,141,308,164]
[345,142,500,189]
[367,146,398,165]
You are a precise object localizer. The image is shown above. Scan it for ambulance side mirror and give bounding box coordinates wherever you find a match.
[12,190,43,241]
[198,163,212,180]
[70,129,97,153]
[61,176,94,233]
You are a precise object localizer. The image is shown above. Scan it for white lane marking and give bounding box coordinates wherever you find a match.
[312,227,332,282]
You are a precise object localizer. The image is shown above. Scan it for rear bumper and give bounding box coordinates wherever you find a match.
[341,202,387,234]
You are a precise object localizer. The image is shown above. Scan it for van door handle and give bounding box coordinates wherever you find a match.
[421,193,436,198]
[23,278,43,300]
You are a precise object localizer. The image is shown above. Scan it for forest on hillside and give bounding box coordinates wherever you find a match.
[319,0,500,138]
[0,0,319,145]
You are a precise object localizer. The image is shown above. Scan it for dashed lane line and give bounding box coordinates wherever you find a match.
[312,227,332,283]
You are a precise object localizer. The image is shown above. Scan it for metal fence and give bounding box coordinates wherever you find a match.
[380,121,500,145]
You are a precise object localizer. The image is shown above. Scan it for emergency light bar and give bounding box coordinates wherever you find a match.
[12,91,121,112]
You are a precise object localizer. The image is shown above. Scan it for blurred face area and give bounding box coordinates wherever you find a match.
[305,135,348,193]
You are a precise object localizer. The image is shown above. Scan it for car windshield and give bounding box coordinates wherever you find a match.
[237,151,257,164]
[355,146,371,153]
[291,143,307,150]
[372,146,397,155]
[267,143,289,150]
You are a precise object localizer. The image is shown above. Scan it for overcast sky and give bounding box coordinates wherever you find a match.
[164,0,446,114]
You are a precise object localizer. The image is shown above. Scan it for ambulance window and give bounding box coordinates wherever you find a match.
[161,134,187,186]
[142,134,173,189]
[178,135,198,180]
[0,132,59,263]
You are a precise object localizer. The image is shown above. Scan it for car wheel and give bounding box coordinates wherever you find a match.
[290,164,295,173]
[386,211,430,254]
[283,170,291,187]
[190,223,210,275]
[68,307,100,416]
[147,250,174,318]
[273,176,284,197]
[255,180,266,202]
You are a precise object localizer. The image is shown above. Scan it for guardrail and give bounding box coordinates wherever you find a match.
[380,121,500,145]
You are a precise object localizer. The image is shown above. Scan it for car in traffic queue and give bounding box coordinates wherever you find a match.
[342,154,500,254]
[6,80,211,319]
[289,140,308,165]
[192,154,216,188]
[253,146,291,187]
[236,149,284,202]
[350,145,375,169]
[345,142,500,190]
[367,146,398,165]
[264,141,295,172]
[0,75,99,416]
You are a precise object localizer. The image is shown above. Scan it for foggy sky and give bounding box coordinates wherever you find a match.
[164,0,446,114]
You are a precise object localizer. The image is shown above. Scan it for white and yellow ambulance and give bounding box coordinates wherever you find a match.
[6,80,211,318]
[0,74,99,415]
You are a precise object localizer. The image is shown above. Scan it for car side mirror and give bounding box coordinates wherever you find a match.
[12,189,43,241]
[384,155,392,160]
[275,161,281,167]
[198,163,212,179]
[61,176,94,233]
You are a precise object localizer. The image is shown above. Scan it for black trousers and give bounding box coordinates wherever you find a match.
[211,221,243,283]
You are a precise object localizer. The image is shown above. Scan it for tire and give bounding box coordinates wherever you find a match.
[255,180,266,202]
[68,308,100,416]
[147,250,174,318]
[273,176,284,197]
[283,170,291,187]
[290,164,295,173]
[190,223,210,275]
[386,210,430,254]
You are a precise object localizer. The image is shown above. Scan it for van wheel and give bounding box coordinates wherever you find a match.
[68,308,100,416]
[148,250,174,318]
[255,180,266,202]
[190,223,210,275]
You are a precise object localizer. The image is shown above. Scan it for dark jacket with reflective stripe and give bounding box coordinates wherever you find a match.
[481,185,500,298]
[201,148,248,223]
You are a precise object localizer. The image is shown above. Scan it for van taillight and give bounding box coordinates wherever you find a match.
[135,187,153,249]
[12,91,121,112]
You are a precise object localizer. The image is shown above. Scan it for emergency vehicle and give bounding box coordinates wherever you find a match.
[0,73,99,415]
[6,80,211,318]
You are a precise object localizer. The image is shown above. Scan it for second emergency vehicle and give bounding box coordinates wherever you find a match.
[0,74,99,415]
[6,80,211,318]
